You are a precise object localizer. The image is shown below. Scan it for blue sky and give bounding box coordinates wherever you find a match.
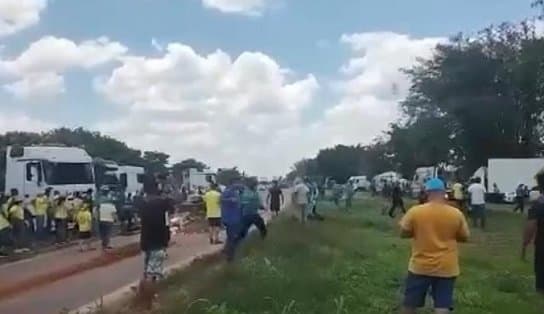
[0,0,537,176]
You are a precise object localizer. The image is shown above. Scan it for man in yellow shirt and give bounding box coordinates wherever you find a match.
[34,192,49,241]
[399,178,470,314]
[0,200,12,256]
[452,181,465,213]
[203,184,222,244]
[76,206,93,252]
[54,196,69,244]
[8,197,28,253]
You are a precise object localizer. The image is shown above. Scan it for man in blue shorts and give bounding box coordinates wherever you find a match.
[399,178,470,314]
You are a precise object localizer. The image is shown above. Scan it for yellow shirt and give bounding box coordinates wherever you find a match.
[399,202,470,277]
[34,196,49,216]
[55,203,68,219]
[0,212,10,230]
[76,210,92,232]
[203,190,221,218]
[8,204,24,221]
[452,183,464,200]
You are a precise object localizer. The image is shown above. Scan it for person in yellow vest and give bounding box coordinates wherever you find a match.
[76,205,93,252]
[55,196,69,244]
[34,192,49,241]
[8,196,29,253]
[203,183,222,244]
[0,200,12,256]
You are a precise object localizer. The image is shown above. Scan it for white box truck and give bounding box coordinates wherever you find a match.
[472,158,544,203]
[4,145,95,198]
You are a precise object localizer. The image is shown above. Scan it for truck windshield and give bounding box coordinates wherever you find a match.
[43,161,94,185]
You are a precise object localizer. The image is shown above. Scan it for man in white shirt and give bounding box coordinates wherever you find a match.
[292,178,310,223]
[98,194,117,250]
[468,177,487,230]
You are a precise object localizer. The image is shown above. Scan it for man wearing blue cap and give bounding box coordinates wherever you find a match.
[399,178,470,314]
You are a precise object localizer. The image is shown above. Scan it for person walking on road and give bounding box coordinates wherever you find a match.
[240,179,267,239]
[389,182,406,218]
[137,175,174,309]
[203,183,222,244]
[267,180,284,216]
[221,177,244,262]
[513,183,526,214]
[468,177,487,230]
[98,194,117,251]
[292,178,310,223]
[522,171,544,296]
[399,178,470,314]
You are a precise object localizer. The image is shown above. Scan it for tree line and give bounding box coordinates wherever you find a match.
[288,2,544,183]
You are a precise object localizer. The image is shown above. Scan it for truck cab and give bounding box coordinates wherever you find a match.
[4,145,95,198]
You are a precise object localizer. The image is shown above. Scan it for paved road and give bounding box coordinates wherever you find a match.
[0,189,291,314]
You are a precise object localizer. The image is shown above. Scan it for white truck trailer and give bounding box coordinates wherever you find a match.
[4,145,95,198]
[473,158,544,203]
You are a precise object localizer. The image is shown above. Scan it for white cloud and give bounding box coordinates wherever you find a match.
[0,0,47,37]
[95,42,318,177]
[201,0,270,16]
[92,32,445,177]
[1,36,127,99]
[3,72,64,99]
[0,111,55,134]
[314,32,446,147]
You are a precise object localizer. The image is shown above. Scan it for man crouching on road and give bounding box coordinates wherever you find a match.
[137,175,174,309]
[399,178,470,314]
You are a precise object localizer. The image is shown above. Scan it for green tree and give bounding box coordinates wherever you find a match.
[216,167,242,186]
[143,151,170,175]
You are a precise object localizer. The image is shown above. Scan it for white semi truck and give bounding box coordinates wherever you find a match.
[4,145,95,198]
[472,158,544,203]
[117,165,145,196]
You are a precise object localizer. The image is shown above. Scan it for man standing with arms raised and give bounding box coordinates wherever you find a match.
[399,178,470,314]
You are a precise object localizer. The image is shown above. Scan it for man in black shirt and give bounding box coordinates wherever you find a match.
[139,176,174,281]
[388,182,406,218]
[522,171,544,295]
[267,181,284,216]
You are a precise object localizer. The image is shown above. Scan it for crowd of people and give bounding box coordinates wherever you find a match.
[386,174,544,314]
[0,187,127,256]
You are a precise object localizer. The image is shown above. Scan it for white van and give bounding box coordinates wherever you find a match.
[348,176,371,191]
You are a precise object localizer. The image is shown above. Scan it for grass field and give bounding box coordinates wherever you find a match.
[118,196,544,314]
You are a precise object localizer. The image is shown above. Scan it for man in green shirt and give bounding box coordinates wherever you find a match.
[239,179,266,239]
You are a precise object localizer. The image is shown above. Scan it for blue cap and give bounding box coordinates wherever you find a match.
[425,178,445,191]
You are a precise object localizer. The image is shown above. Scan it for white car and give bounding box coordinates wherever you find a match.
[348,176,371,191]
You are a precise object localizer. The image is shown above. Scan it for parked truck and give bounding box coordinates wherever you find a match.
[472,158,544,203]
[4,145,95,198]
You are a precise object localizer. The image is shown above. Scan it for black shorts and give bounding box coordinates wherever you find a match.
[208,217,221,227]
[536,248,544,292]
[270,203,280,212]
[79,231,91,239]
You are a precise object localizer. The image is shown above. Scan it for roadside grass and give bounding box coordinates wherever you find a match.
[116,196,544,314]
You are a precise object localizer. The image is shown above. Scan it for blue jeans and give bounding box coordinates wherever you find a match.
[224,222,242,262]
[99,221,113,249]
[470,204,486,229]
[403,272,456,309]
[240,213,267,239]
